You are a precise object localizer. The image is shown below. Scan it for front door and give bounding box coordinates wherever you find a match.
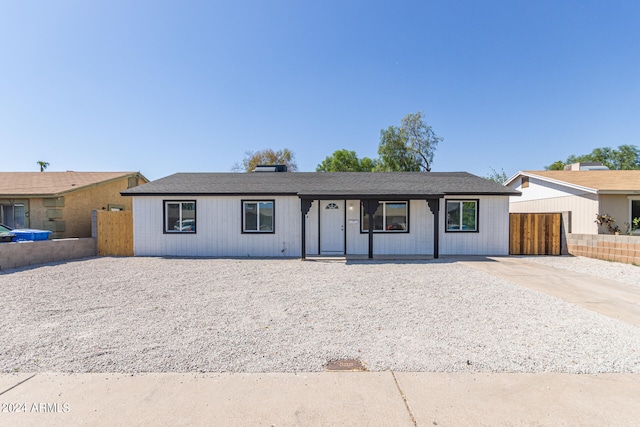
[320,200,345,254]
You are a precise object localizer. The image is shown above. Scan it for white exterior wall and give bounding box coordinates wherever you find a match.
[304,200,320,255]
[336,197,507,256]
[345,199,366,254]
[508,176,599,234]
[345,199,433,255]
[440,196,510,255]
[133,195,511,257]
[600,194,636,233]
[132,195,302,257]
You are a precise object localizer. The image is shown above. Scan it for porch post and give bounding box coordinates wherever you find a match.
[362,199,380,259]
[427,198,440,259]
[300,199,313,260]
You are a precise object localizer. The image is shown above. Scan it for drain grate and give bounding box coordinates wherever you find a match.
[325,359,367,371]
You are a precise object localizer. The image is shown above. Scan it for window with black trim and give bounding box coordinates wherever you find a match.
[243,200,274,233]
[446,200,478,232]
[361,201,408,232]
[164,201,196,233]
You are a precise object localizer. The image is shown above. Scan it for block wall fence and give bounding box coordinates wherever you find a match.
[567,233,640,265]
[0,238,97,271]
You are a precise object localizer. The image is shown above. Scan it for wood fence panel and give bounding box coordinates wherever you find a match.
[96,210,133,256]
[510,213,561,255]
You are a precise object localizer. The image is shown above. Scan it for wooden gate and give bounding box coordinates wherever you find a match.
[95,210,134,256]
[509,213,561,255]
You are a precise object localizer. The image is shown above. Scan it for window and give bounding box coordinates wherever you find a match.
[1,204,25,228]
[361,201,408,232]
[631,198,640,234]
[164,201,196,233]
[446,200,478,232]
[108,204,125,212]
[243,200,274,233]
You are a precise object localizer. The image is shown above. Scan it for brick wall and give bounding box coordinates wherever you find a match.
[0,238,97,271]
[567,233,640,265]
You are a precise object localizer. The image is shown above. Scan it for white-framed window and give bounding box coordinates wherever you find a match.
[446,200,479,232]
[164,201,196,233]
[242,200,275,233]
[361,201,408,232]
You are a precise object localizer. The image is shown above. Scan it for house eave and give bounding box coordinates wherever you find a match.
[0,193,60,199]
[123,191,518,199]
[122,192,300,197]
[598,190,640,195]
[296,193,446,200]
[508,171,598,194]
[442,191,521,197]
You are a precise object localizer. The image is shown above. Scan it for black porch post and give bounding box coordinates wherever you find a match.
[362,199,380,259]
[300,199,313,259]
[427,198,440,259]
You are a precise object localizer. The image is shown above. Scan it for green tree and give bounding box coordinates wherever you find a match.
[609,145,640,169]
[233,148,298,172]
[484,167,508,184]
[316,149,378,172]
[377,112,443,172]
[377,125,421,172]
[37,161,49,172]
[545,160,567,171]
[545,145,640,170]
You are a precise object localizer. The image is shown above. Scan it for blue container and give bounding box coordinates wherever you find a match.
[12,229,52,241]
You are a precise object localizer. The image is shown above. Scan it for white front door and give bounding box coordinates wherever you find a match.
[320,200,345,254]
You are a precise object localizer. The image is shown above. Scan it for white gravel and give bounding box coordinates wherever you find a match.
[1,257,639,374]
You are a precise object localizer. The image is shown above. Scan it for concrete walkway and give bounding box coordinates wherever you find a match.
[2,256,639,426]
[1,372,640,426]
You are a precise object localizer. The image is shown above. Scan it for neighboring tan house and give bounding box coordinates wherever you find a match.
[122,169,519,258]
[0,172,148,238]
[505,163,640,235]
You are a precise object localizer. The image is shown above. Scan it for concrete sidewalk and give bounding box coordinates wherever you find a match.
[1,372,640,426]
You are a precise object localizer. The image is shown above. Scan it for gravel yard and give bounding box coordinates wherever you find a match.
[1,257,639,374]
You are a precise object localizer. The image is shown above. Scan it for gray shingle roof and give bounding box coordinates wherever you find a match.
[122,172,519,198]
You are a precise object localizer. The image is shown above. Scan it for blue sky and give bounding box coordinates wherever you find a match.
[1,1,638,181]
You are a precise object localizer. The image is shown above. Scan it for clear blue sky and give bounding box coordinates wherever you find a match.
[2,1,638,181]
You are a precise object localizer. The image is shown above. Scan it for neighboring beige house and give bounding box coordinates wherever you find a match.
[505,163,640,235]
[0,172,148,238]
